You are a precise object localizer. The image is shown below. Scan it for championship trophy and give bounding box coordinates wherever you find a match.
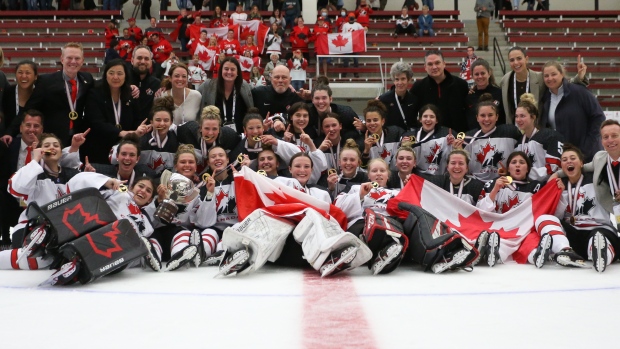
[154,170,199,223]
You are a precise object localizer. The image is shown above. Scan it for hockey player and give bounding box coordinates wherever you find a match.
[426,149,485,206]
[402,104,452,176]
[360,100,405,170]
[319,134,368,198]
[387,145,424,189]
[514,93,564,181]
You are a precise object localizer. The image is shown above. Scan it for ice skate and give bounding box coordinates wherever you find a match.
[204,250,226,266]
[319,245,359,277]
[471,231,489,266]
[39,259,80,286]
[486,232,501,267]
[189,230,206,268]
[533,233,553,269]
[553,247,589,268]
[140,237,161,272]
[164,245,198,272]
[18,225,49,263]
[370,242,403,275]
[431,247,474,274]
[215,248,251,277]
[592,232,608,273]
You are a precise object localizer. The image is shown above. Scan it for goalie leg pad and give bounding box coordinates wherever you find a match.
[362,208,408,274]
[58,219,148,284]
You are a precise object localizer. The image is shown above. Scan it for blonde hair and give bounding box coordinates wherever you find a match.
[341,138,362,161]
[174,144,197,165]
[61,42,84,57]
[200,105,222,126]
[368,158,391,178]
[395,145,416,161]
[542,60,565,76]
[517,92,538,119]
[422,5,429,10]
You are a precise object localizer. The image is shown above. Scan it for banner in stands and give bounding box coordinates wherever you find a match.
[315,30,367,55]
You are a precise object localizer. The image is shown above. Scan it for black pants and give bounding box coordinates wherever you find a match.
[141,0,152,19]
[561,221,620,262]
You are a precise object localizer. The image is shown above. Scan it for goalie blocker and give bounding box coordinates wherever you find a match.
[398,203,479,273]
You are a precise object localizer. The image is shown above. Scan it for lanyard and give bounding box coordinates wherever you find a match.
[201,137,215,161]
[15,87,19,116]
[567,175,583,216]
[449,179,464,199]
[513,72,530,109]
[471,126,496,143]
[64,80,78,113]
[520,128,538,153]
[329,141,341,172]
[117,170,135,187]
[152,130,168,149]
[112,97,122,126]
[606,155,620,197]
[416,128,435,144]
[223,89,236,124]
[394,92,408,129]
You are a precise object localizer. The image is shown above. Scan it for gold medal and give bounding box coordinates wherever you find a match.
[257,170,267,176]
[203,136,211,141]
[328,168,337,176]
[202,173,211,182]
[371,133,380,140]
[506,176,513,184]
[116,124,122,130]
[237,154,244,163]
[371,181,379,189]
[118,184,128,193]
[569,215,575,225]
[43,150,53,156]
[252,136,261,141]
[68,111,79,120]
[456,132,466,140]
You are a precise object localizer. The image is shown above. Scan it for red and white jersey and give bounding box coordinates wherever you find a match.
[514,128,564,182]
[274,140,328,185]
[219,39,241,55]
[335,184,400,228]
[189,65,207,86]
[464,124,521,181]
[100,188,155,238]
[241,44,260,58]
[557,173,616,230]
[355,7,374,27]
[407,126,450,176]
[477,178,543,213]
[194,175,238,228]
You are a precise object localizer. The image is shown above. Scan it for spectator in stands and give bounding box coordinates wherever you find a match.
[150,32,173,78]
[314,16,332,76]
[474,0,494,51]
[410,50,469,132]
[131,45,161,120]
[265,22,284,59]
[460,46,477,86]
[231,2,248,21]
[2,61,37,133]
[83,59,145,164]
[270,8,286,29]
[393,5,416,38]
[248,5,262,20]
[176,9,194,52]
[212,11,232,27]
[249,66,266,88]
[145,18,164,41]
[403,0,419,11]
[185,12,207,42]
[499,47,587,124]
[188,29,210,57]
[220,29,242,56]
[104,20,119,50]
[355,0,373,29]
[141,0,152,19]
[118,28,137,62]
[288,49,308,92]
[104,38,122,64]
[196,57,253,131]
[16,42,94,147]
[103,0,120,10]
[189,55,207,89]
[242,35,260,58]
[127,18,144,43]
[160,63,202,126]
[212,5,223,21]
[263,53,285,84]
[252,65,304,120]
[282,0,300,30]
[378,61,418,131]
[162,55,180,77]
[540,61,604,162]
[465,59,505,129]
[309,84,358,137]
[341,13,366,78]
[290,16,312,61]
[422,0,433,11]
[526,0,548,11]
[418,5,434,37]
[178,0,191,9]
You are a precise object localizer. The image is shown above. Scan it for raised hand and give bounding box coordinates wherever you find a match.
[83,156,96,172]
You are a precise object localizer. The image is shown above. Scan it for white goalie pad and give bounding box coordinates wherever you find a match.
[292,209,372,271]
[221,209,295,275]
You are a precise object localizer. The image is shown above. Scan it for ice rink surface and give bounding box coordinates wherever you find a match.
[2,261,619,349]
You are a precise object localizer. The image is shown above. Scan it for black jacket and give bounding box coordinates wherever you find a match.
[176,120,241,152]
[130,69,161,121]
[378,86,419,131]
[251,85,304,119]
[465,84,505,130]
[307,102,359,137]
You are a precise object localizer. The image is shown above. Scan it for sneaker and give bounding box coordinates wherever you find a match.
[216,248,252,277]
[471,231,489,266]
[189,230,206,268]
[553,247,588,268]
[431,247,473,273]
[40,259,80,286]
[533,233,552,269]
[370,242,404,275]
[140,237,161,272]
[204,250,226,266]
[319,245,359,277]
[591,232,609,273]
[164,245,198,272]
[487,232,501,267]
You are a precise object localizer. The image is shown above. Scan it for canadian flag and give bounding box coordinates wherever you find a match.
[316,30,367,55]
[233,19,270,53]
[203,24,240,43]
[236,55,254,72]
[233,167,348,230]
[197,47,217,71]
[387,174,562,263]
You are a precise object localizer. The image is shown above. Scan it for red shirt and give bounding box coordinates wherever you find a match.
[104,28,119,48]
[313,23,331,39]
[355,7,374,27]
[152,39,173,63]
[290,26,312,52]
[118,37,136,61]
[241,44,260,58]
[128,26,143,42]
[210,18,231,28]
[335,16,347,32]
[220,39,242,56]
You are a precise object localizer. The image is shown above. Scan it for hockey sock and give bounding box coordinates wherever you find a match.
[149,238,163,262]
[201,228,219,257]
[550,235,570,254]
[0,248,52,270]
[171,230,192,257]
[527,249,536,265]
[536,215,568,253]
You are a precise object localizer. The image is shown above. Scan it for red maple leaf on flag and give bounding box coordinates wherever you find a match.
[240,25,255,39]
[240,58,252,69]
[331,34,349,50]
[445,210,521,240]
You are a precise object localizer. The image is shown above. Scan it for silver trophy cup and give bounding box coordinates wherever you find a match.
[154,170,199,223]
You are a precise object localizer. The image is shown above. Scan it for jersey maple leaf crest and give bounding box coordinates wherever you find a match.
[128,202,141,215]
[499,194,521,213]
[380,146,392,160]
[475,141,504,168]
[369,189,392,203]
[425,142,442,165]
[331,34,349,50]
[445,210,521,240]
[149,155,165,171]
[575,194,595,216]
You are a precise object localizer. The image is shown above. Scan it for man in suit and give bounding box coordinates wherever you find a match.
[591,119,620,215]
[6,42,94,149]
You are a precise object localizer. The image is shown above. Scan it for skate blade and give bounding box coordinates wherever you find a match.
[17,229,46,265]
[371,244,403,276]
[432,249,469,274]
[320,246,360,278]
[214,250,250,278]
[163,246,198,272]
[555,256,590,269]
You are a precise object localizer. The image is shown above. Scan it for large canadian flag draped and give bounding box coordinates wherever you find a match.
[316,30,367,55]
[233,19,270,53]
[387,175,562,261]
[234,167,348,230]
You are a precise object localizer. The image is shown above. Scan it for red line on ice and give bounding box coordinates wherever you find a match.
[302,270,377,349]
